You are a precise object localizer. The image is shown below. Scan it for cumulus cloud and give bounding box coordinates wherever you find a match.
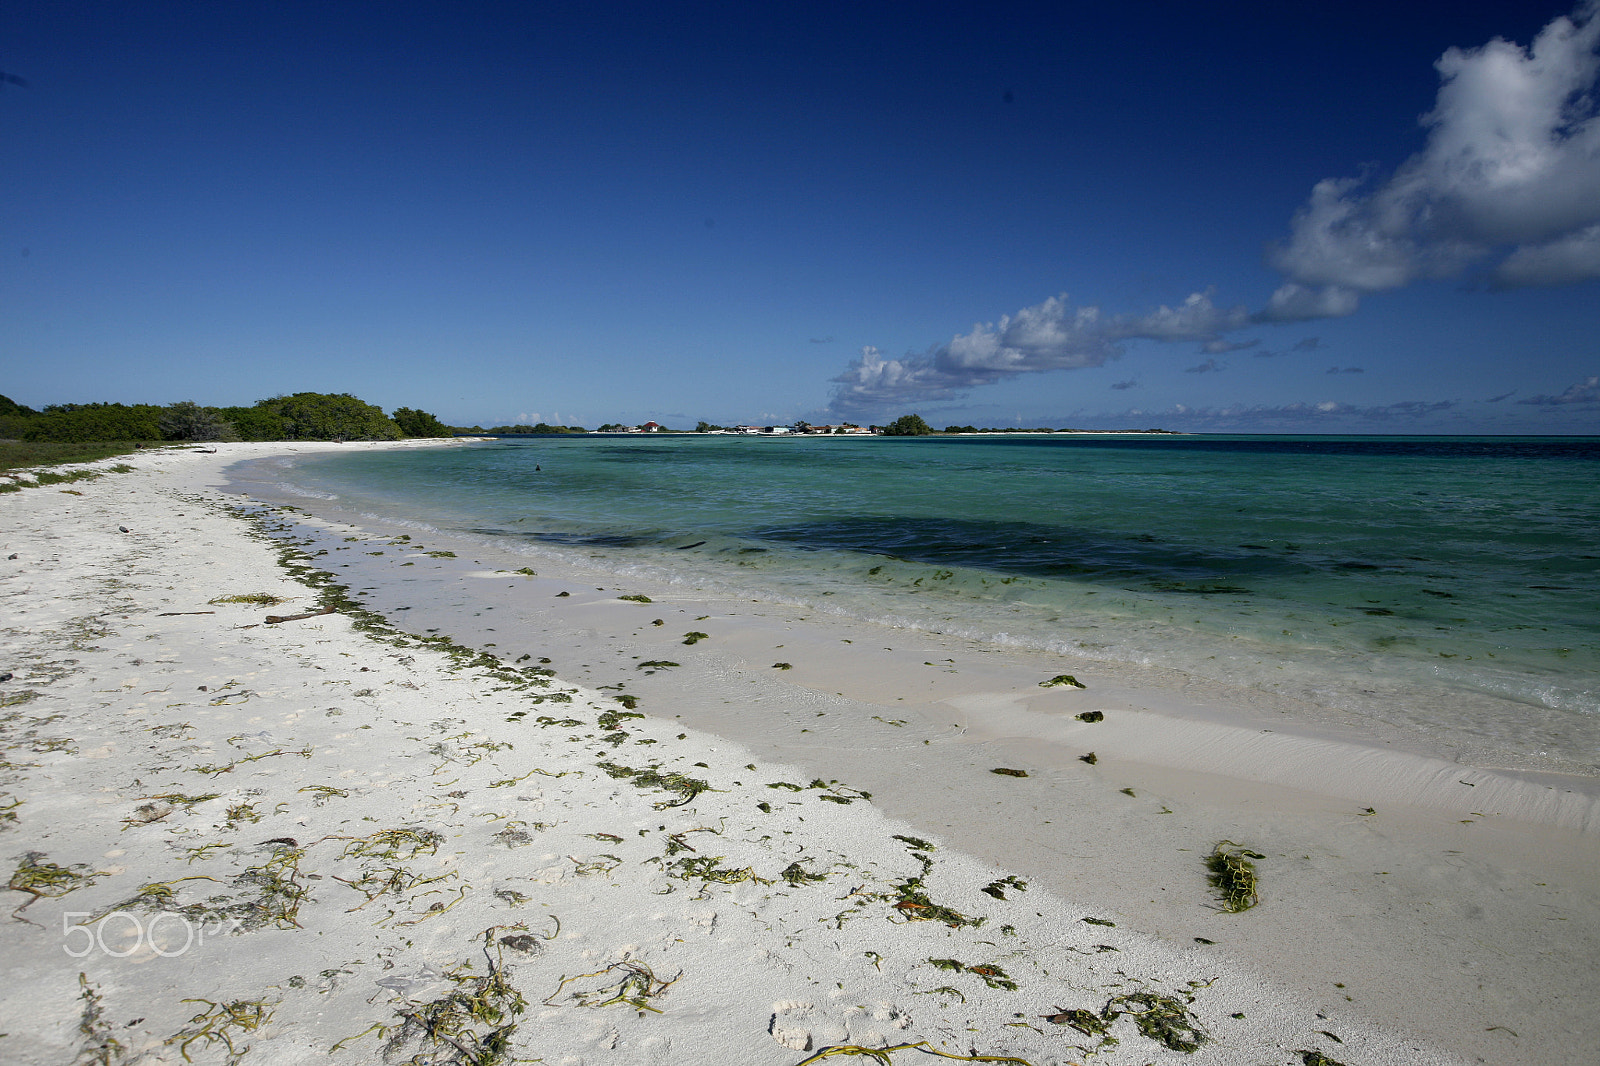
[829,290,1249,415]
[1265,1,1600,315]
[1185,358,1226,373]
[1516,374,1600,404]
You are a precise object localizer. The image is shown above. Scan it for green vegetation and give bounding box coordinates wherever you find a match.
[881,413,933,436]
[0,390,455,443]
[0,440,147,471]
[486,422,587,434]
[390,406,453,437]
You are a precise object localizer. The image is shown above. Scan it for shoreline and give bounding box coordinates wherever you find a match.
[2,440,1594,1065]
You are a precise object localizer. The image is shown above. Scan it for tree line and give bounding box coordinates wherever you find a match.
[0,392,455,443]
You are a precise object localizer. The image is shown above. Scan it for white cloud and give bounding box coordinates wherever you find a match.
[829,291,1248,415]
[1254,283,1361,323]
[1267,1,1600,310]
[1493,222,1600,286]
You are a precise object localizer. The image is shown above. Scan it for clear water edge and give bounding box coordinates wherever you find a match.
[229,434,1600,777]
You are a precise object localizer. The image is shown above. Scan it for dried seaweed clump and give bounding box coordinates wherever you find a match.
[1205,840,1264,913]
[1046,989,1211,1055]
[7,851,101,918]
[546,960,679,1014]
[166,997,275,1062]
[596,761,710,809]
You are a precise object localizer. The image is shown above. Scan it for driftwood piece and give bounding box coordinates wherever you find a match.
[158,611,216,616]
[264,606,338,624]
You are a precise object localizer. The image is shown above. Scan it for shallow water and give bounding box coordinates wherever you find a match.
[239,433,1600,770]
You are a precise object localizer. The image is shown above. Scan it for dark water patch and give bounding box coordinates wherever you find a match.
[746,515,1319,590]
[466,526,661,549]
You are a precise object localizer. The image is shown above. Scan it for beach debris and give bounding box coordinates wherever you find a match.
[980,875,1027,900]
[76,973,125,1064]
[425,550,456,558]
[789,1041,1035,1065]
[1039,674,1086,689]
[1120,787,1136,797]
[636,659,679,670]
[209,592,290,606]
[1078,752,1098,765]
[7,851,103,919]
[773,662,793,669]
[781,860,829,886]
[681,630,709,644]
[1108,989,1210,1053]
[927,957,1018,991]
[1044,1005,1113,1036]
[889,852,983,928]
[596,761,711,808]
[118,525,130,533]
[619,593,653,602]
[1296,1052,1349,1066]
[263,606,337,624]
[677,540,706,549]
[378,929,527,1063]
[166,997,275,1062]
[1075,710,1104,723]
[546,960,680,1014]
[990,767,1028,777]
[1205,841,1264,912]
[1081,916,1115,927]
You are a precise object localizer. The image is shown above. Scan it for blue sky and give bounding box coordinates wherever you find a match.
[3,1,1598,433]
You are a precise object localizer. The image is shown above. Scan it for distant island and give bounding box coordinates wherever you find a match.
[0,392,1175,453]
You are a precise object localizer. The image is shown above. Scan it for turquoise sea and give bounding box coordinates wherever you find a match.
[251,434,1600,772]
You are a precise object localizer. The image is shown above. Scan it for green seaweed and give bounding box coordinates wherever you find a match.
[1107,990,1210,1053]
[596,761,711,808]
[6,852,102,918]
[1205,841,1264,913]
[1040,674,1086,689]
[380,929,527,1064]
[208,593,290,606]
[980,875,1027,900]
[780,860,829,886]
[991,767,1028,777]
[680,631,709,645]
[545,960,680,1015]
[1075,710,1104,723]
[618,594,652,602]
[167,997,274,1062]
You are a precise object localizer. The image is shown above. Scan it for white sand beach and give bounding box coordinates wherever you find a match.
[3,441,1596,1066]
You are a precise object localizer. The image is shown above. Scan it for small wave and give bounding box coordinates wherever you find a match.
[274,481,338,500]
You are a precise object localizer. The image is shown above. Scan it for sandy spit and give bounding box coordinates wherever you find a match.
[0,441,1576,1065]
